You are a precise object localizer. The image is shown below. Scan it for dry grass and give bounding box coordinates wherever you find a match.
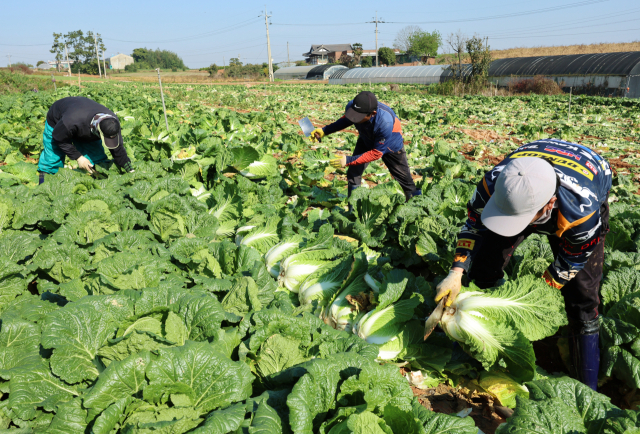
[436,41,640,62]
[491,41,640,59]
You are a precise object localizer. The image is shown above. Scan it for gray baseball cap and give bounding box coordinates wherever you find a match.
[481,157,557,237]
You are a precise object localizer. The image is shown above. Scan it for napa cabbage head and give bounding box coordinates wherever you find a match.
[264,235,304,278]
[438,276,567,383]
[353,269,422,359]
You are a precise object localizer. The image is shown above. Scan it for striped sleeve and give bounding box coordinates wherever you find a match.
[453,178,492,271]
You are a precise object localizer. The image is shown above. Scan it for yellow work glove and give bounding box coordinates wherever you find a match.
[76,156,95,174]
[434,269,463,307]
[310,128,325,143]
[330,155,347,168]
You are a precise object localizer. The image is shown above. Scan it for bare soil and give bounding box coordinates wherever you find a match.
[461,129,506,143]
[413,383,507,434]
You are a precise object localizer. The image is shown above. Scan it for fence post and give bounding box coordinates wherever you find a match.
[78,70,81,90]
[568,87,573,122]
[156,69,170,131]
[51,73,57,93]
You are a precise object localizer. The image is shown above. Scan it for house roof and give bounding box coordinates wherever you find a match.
[303,44,352,57]
[110,53,134,60]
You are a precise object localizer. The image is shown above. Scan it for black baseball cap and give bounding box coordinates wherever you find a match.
[345,91,378,123]
[98,118,121,149]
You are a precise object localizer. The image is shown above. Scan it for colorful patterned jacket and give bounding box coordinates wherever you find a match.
[453,139,612,288]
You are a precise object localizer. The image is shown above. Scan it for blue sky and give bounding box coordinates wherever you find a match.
[1,0,638,68]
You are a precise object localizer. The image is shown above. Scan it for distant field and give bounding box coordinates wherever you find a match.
[491,41,640,59]
[436,41,640,64]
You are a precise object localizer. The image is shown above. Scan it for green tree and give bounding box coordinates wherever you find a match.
[295,60,306,66]
[360,56,373,68]
[36,61,45,67]
[229,58,243,67]
[393,25,421,53]
[466,35,492,79]
[407,30,441,62]
[130,48,186,70]
[378,47,396,66]
[51,30,106,73]
[132,48,150,63]
[50,33,64,71]
[204,63,219,77]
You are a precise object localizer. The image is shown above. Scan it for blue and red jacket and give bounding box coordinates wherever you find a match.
[322,100,404,166]
[453,139,612,288]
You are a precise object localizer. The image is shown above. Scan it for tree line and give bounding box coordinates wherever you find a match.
[201,58,279,79]
[50,30,106,75]
[50,32,188,75]
[125,48,187,72]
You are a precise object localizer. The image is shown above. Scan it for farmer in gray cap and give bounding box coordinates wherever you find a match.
[38,96,134,183]
[435,139,612,391]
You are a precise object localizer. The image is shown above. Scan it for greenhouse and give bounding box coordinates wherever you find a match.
[328,65,472,85]
[306,64,348,80]
[274,65,315,80]
[488,51,640,98]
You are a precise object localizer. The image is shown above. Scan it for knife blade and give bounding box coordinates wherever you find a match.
[423,296,447,340]
[298,117,314,137]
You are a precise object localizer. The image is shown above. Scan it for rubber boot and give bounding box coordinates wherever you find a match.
[405,189,422,202]
[569,318,600,391]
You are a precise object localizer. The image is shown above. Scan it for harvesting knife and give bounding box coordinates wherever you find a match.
[299,117,320,141]
[423,295,447,340]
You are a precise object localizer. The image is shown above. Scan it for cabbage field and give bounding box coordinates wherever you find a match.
[0,82,640,433]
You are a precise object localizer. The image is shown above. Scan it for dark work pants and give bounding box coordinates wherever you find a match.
[468,200,610,323]
[346,138,417,197]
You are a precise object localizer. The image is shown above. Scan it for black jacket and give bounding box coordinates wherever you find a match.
[46,97,130,168]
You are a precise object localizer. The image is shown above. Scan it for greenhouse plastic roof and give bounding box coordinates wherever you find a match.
[489,52,640,77]
[274,65,316,79]
[328,65,472,84]
[307,64,347,79]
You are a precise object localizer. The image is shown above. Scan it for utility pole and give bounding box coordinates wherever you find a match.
[223,55,225,72]
[65,45,72,76]
[6,55,11,67]
[367,12,385,67]
[94,33,102,78]
[102,48,107,79]
[262,7,274,82]
[156,68,169,131]
[287,41,290,65]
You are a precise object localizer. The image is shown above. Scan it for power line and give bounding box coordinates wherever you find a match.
[486,8,640,38]
[387,0,608,24]
[490,26,640,40]
[271,0,608,27]
[180,43,266,57]
[0,43,49,47]
[103,18,261,44]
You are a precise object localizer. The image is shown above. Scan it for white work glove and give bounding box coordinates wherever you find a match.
[76,156,95,174]
[434,269,463,307]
